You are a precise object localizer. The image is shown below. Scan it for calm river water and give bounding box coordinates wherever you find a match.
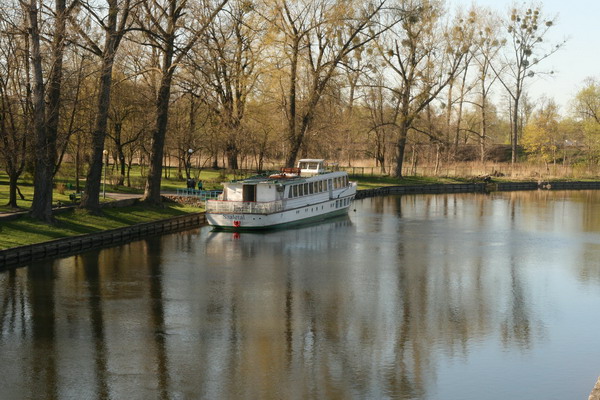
[1,191,600,399]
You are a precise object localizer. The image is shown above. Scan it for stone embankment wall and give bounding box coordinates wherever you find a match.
[355,181,600,200]
[495,181,600,191]
[355,183,487,199]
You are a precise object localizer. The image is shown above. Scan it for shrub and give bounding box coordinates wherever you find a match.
[56,183,66,195]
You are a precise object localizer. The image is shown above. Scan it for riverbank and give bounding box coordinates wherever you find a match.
[0,213,204,269]
[0,199,198,250]
[4,179,600,267]
[355,180,600,199]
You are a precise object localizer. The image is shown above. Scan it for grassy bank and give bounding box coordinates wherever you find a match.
[0,167,244,212]
[0,203,198,250]
[3,166,598,250]
[0,171,465,249]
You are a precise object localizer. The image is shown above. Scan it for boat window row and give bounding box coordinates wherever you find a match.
[286,175,348,199]
[335,197,352,208]
[332,176,349,190]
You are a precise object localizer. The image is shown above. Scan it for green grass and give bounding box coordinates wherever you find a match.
[0,203,199,250]
[0,179,77,213]
[0,166,252,212]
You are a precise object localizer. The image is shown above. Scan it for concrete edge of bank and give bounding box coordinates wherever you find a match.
[0,212,205,270]
[354,180,600,199]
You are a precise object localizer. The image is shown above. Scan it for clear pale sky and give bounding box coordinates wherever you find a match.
[446,0,598,113]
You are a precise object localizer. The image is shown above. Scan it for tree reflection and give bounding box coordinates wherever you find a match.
[501,258,532,348]
[0,269,22,338]
[3,191,600,398]
[27,262,58,400]
[80,250,110,398]
[145,237,170,400]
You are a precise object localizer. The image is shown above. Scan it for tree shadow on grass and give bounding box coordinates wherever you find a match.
[0,205,194,249]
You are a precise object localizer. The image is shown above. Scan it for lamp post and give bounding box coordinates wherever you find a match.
[188,148,193,178]
[103,149,108,198]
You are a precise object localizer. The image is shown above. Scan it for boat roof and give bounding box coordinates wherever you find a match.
[298,158,325,163]
[229,169,346,186]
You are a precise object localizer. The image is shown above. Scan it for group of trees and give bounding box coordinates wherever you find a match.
[0,0,590,224]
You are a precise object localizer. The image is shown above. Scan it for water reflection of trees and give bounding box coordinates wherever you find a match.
[2,191,600,397]
[80,250,109,399]
[501,190,600,283]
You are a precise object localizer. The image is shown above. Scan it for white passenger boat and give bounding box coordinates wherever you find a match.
[205,159,357,230]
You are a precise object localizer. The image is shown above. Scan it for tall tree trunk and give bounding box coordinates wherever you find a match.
[75,135,81,192]
[511,95,520,164]
[226,142,239,169]
[479,77,487,162]
[119,151,126,185]
[454,66,468,149]
[393,87,412,178]
[80,0,122,213]
[0,107,26,209]
[286,135,303,168]
[80,51,116,212]
[28,0,53,222]
[446,79,454,145]
[285,38,300,168]
[394,126,408,178]
[8,173,19,208]
[143,59,174,205]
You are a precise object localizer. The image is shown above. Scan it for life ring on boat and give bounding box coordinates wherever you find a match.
[233,220,241,227]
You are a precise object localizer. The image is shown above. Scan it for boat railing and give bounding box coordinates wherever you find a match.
[205,200,284,214]
[176,188,223,200]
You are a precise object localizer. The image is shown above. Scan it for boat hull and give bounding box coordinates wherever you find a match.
[206,195,355,231]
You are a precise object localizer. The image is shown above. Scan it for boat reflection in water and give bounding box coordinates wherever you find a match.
[206,214,354,253]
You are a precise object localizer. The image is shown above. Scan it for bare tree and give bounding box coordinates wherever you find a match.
[20,0,77,221]
[0,14,28,208]
[186,0,263,169]
[72,0,135,213]
[364,72,397,173]
[266,0,397,167]
[379,0,469,177]
[492,4,564,163]
[470,7,503,161]
[135,0,228,205]
[107,71,151,186]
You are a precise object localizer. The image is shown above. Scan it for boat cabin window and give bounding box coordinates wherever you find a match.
[298,161,320,170]
[293,185,298,197]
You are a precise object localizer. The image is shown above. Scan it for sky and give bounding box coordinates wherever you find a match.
[446,0,599,114]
